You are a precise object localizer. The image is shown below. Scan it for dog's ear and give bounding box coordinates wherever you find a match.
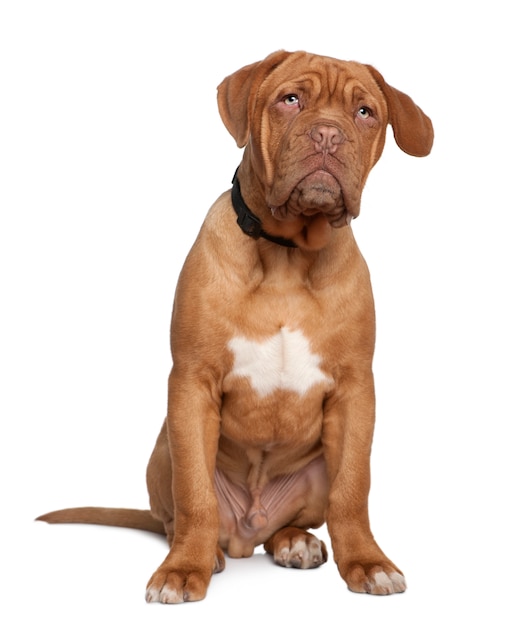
[366,65,434,157]
[217,50,291,148]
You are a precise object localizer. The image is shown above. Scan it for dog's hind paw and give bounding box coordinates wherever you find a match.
[264,527,328,569]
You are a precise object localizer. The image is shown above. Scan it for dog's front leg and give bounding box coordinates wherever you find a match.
[146,372,222,604]
[323,375,406,595]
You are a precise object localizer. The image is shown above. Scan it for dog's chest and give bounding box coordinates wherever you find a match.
[226,326,331,397]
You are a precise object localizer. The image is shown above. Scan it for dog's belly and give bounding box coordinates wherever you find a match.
[215,455,328,557]
[216,326,333,557]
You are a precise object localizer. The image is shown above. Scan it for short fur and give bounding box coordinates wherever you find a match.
[37,50,433,602]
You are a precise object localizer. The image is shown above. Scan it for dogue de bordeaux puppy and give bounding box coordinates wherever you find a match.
[38,50,433,602]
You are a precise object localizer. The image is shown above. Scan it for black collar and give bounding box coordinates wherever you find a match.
[231,170,297,248]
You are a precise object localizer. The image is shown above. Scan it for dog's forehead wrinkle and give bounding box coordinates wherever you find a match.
[304,59,365,92]
[280,69,353,102]
[278,76,316,97]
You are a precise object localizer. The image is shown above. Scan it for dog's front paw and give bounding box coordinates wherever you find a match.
[146,545,225,603]
[264,527,328,569]
[145,566,211,604]
[343,561,406,595]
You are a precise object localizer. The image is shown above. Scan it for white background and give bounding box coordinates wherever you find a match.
[1,1,525,624]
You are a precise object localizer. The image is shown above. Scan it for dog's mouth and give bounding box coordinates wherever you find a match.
[269,170,350,228]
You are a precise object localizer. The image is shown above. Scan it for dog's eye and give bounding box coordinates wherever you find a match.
[357,106,372,119]
[283,94,300,106]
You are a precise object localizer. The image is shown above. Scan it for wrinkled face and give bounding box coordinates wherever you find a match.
[249,57,389,226]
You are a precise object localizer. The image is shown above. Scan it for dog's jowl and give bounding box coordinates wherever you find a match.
[37,50,433,602]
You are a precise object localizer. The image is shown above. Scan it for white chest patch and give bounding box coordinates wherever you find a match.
[227,327,330,397]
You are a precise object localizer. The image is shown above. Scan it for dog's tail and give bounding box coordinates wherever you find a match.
[36,507,165,536]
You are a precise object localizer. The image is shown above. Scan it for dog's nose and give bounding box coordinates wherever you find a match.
[310,124,344,154]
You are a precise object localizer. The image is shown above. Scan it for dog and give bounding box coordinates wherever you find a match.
[37,50,433,602]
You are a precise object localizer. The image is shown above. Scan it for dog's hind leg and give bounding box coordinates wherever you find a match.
[263,527,327,569]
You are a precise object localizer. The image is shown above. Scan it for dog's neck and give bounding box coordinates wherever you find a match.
[231,170,298,248]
